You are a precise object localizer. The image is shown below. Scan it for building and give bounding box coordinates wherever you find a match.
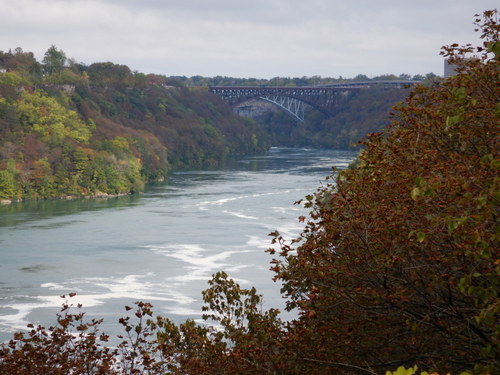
[444,59,459,78]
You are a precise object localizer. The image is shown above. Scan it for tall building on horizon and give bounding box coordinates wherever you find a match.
[444,59,459,78]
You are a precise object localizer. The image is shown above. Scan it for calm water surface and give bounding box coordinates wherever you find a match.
[0,147,356,341]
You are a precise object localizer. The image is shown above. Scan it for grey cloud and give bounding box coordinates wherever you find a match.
[1,0,498,78]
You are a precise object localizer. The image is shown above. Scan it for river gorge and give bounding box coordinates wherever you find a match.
[0,147,356,342]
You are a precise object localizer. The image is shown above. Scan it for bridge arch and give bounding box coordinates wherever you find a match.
[258,95,305,122]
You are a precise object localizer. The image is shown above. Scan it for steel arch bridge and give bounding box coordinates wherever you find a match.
[209,81,419,122]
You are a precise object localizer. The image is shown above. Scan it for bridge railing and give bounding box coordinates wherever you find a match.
[209,80,421,92]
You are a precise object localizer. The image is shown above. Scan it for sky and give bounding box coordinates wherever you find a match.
[1,0,498,79]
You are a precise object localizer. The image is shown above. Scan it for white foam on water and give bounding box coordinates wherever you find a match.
[223,264,250,275]
[61,273,195,305]
[251,189,305,199]
[246,235,270,249]
[163,306,201,316]
[41,282,75,290]
[223,210,259,220]
[0,299,57,333]
[149,244,253,285]
[196,195,248,209]
[271,204,305,215]
[0,272,200,336]
[271,206,289,214]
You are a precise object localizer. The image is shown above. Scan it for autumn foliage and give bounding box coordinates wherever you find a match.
[1,10,499,375]
[267,10,499,374]
[0,48,268,201]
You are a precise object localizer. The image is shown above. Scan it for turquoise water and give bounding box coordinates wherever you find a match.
[0,147,356,341]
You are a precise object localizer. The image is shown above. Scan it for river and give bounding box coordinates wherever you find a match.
[0,147,356,342]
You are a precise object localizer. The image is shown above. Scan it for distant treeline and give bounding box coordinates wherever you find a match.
[167,72,437,88]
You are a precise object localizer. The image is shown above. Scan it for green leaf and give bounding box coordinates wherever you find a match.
[451,86,467,99]
[486,41,500,58]
[414,176,425,187]
[445,114,462,130]
[480,153,493,165]
[416,232,426,243]
[386,366,418,375]
[458,277,469,292]
[411,187,421,200]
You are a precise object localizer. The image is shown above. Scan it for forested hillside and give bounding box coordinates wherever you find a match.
[255,86,412,149]
[0,48,269,201]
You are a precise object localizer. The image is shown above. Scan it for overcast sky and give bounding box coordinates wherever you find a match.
[1,0,497,78]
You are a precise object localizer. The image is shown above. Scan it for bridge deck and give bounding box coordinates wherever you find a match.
[209,80,420,120]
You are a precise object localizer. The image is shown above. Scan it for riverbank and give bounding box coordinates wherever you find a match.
[0,192,130,206]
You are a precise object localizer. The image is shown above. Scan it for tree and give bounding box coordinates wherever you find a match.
[0,169,17,198]
[42,45,67,75]
[1,47,43,83]
[268,9,499,374]
[15,90,92,144]
[86,62,132,87]
[353,74,369,81]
